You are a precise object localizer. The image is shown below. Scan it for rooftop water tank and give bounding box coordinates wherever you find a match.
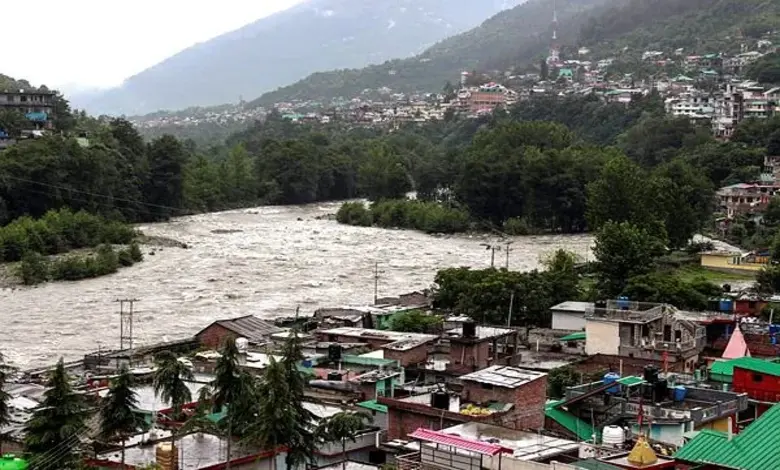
[674,385,687,402]
[235,337,249,353]
[603,372,621,394]
[602,426,626,449]
[430,390,450,410]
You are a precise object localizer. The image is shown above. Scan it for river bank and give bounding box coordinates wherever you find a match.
[0,202,593,369]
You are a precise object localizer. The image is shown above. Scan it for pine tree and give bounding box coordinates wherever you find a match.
[100,365,144,469]
[211,338,256,467]
[24,358,89,469]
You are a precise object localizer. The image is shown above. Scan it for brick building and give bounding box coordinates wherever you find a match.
[444,323,521,375]
[195,315,282,349]
[379,366,547,440]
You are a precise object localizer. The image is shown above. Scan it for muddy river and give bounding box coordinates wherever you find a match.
[0,202,593,369]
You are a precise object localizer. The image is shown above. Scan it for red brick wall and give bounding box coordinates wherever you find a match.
[462,377,547,430]
[387,408,464,440]
[384,344,429,367]
[196,324,234,349]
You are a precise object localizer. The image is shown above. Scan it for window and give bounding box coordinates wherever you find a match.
[753,374,764,383]
[481,382,494,390]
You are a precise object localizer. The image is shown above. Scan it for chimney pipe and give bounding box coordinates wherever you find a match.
[727,417,733,441]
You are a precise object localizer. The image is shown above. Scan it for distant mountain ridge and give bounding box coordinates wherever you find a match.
[247,0,617,107]
[248,0,780,107]
[75,0,526,115]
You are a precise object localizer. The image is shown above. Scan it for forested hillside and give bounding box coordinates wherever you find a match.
[249,0,615,106]
[579,0,780,56]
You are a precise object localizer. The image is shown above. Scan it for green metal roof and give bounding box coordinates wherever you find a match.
[711,357,780,379]
[545,400,598,441]
[357,400,387,413]
[617,376,645,387]
[560,332,586,342]
[675,403,780,470]
[571,459,622,470]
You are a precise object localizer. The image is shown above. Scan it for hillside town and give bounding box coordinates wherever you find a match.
[126,36,779,140]
[4,289,780,470]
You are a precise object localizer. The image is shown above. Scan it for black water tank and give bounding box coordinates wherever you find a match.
[327,371,344,381]
[462,321,477,338]
[654,379,668,402]
[430,391,450,410]
[644,365,659,384]
[328,344,342,362]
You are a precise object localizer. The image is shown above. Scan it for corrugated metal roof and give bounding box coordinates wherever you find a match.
[198,315,283,343]
[409,428,510,456]
[675,403,780,470]
[711,357,780,379]
[544,401,597,441]
[560,332,586,342]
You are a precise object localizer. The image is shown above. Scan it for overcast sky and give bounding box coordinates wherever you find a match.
[1,0,304,92]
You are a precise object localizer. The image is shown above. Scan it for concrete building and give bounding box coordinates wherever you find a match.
[395,423,582,470]
[584,301,705,372]
[716,182,779,219]
[379,366,547,440]
[550,301,594,330]
[316,328,438,367]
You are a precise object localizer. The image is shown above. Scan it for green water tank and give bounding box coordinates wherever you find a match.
[0,455,29,470]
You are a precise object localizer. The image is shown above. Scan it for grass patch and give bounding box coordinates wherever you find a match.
[673,264,756,283]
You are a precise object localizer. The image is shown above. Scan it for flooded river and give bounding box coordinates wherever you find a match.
[0,202,593,369]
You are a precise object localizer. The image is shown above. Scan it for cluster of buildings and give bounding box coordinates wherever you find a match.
[6,291,780,469]
[0,88,55,149]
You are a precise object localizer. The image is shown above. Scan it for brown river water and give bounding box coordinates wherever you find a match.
[0,202,593,369]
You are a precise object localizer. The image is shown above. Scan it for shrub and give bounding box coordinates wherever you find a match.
[336,202,372,226]
[354,199,470,234]
[118,249,134,267]
[0,208,137,262]
[503,217,532,235]
[17,251,50,285]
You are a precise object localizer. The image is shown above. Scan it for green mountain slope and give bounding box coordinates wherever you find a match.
[579,0,780,56]
[248,0,616,107]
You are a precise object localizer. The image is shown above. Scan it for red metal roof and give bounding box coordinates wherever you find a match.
[409,428,511,456]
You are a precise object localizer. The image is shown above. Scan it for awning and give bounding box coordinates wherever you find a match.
[409,428,511,456]
[560,332,586,342]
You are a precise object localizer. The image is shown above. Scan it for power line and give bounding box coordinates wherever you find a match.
[0,174,187,215]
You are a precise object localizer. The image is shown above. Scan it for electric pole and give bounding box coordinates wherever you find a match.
[373,262,382,305]
[504,241,514,269]
[117,298,139,351]
[481,243,500,268]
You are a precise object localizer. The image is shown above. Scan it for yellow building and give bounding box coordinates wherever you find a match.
[701,251,768,273]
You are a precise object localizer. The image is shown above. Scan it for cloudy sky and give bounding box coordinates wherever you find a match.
[1,0,304,92]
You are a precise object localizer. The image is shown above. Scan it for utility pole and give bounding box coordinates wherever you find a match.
[504,241,514,270]
[117,298,139,352]
[481,243,500,268]
[373,262,385,305]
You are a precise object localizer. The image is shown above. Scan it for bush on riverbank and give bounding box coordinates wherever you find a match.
[17,243,144,285]
[336,199,470,234]
[0,208,136,262]
[336,202,372,226]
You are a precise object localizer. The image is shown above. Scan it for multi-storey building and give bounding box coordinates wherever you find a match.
[0,89,55,129]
